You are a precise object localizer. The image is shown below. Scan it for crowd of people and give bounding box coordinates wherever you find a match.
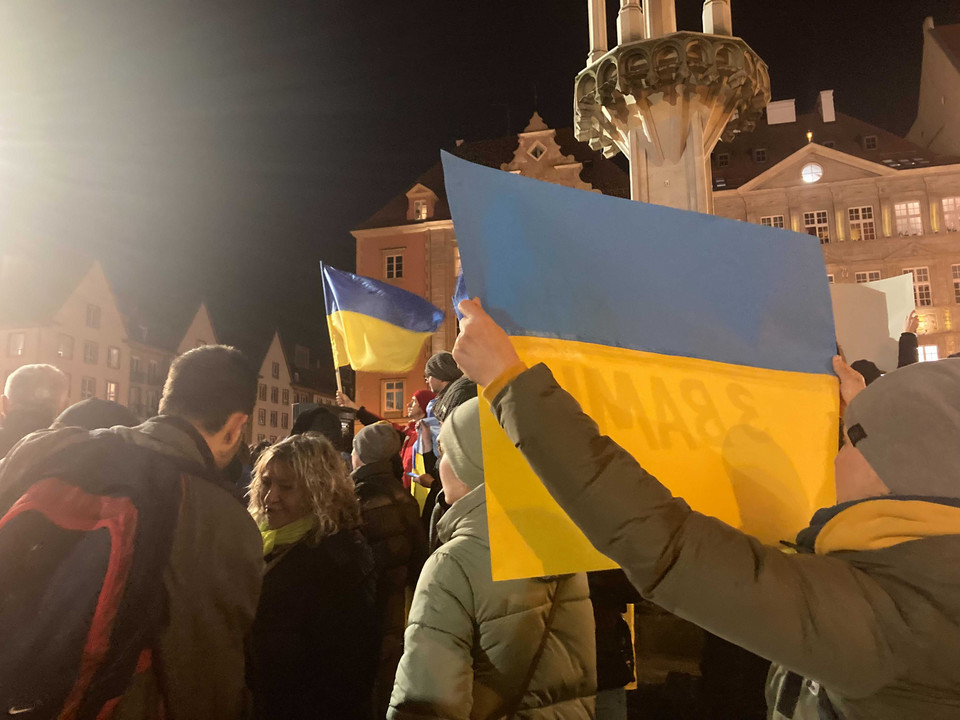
[1,300,958,718]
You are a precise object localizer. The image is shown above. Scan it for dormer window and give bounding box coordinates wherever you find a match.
[752,148,767,163]
[413,199,428,221]
[528,142,546,160]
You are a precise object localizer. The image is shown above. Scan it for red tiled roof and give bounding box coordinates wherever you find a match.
[710,109,956,190]
[354,129,629,231]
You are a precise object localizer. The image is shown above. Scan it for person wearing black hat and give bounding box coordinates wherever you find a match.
[53,397,139,431]
[351,422,428,718]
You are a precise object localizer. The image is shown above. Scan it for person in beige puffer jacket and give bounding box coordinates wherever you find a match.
[388,397,597,720]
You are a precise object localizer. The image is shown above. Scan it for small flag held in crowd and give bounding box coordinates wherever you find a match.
[320,263,444,373]
[442,151,839,581]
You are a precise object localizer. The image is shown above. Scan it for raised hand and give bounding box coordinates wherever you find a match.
[452,298,521,387]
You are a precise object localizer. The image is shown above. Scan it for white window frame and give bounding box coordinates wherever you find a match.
[413,199,429,220]
[86,304,101,329]
[382,379,405,415]
[81,376,96,400]
[107,346,121,369]
[83,341,99,365]
[919,345,940,362]
[904,267,932,307]
[384,251,404,280]
[943,197,960,232]
[953,264,960,304]
[803,211,830,244]
[760,215,784,229]
[258,408,267,426]
[105,381,119,403]
[855,271,881,284]
[895,201,923,236]
[848,206,876,242]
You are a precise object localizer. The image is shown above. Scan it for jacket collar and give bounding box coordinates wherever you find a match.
[795,495,960,554]
[437,483,487,545]
[352,460,394,483]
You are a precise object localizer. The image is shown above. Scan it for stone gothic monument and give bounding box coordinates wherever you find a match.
[576,0,771,212]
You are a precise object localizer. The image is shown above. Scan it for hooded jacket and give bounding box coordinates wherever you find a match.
[489,363,960,720]
[388,483,597,720]
[0,417,263,719]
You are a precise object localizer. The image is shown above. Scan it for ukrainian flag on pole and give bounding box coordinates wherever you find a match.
[442,151,839,581]
[321,263,444,373]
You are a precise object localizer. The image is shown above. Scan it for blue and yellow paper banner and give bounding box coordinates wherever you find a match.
[320,263,444,373]
[441,151,839,581]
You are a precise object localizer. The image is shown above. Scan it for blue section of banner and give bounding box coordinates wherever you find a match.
[320,263,444,333]
[441,152,836,376]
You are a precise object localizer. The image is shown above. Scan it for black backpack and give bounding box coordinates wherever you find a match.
[0,428,202,719]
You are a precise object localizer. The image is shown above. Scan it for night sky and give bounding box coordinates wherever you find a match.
[1,0,958,370]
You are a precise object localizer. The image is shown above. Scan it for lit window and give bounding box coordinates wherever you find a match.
[855,271,881,284]
[81,376,96,400]
[107,346,121,369]
[271,362,280,379]
[753,148,767,163]
[803,211,830,244]
[864,135,878,151]
[716,153,730,168]
[86,304,101,329]
[259,383,267,401]
[270,411,278,427]
[760,215,784,229]
[258,409,267,426]
[919,345,940,362]
[58,334,74,359]
[282,389,290,405]
[904,267,932,307]
[382,379,404,414]
[528,142,546,160]
[105,381,119,403]
[281,412,289,429]
[413,199,429,220]
[7,332,26,357]
[271,386,279,403]
[953,264,960,304]
[801,163,823,184]
[384,252,404,280]
[895,201,923,236]
[848,206,876,241]
[943,197,960,232]
[83,341,99,365]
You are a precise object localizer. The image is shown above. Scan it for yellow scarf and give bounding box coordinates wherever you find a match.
[816,499,960,554]
[260,515,316,556]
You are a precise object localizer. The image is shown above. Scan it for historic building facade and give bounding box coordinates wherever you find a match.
[350,113,629,417]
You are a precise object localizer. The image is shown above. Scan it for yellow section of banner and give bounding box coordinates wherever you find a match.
[327,310,433,373]
[483,336,839,581]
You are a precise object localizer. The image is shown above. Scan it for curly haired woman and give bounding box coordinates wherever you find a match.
[247,433,380,720]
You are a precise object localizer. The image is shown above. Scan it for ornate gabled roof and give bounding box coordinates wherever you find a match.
[354,126,629,232]
[711,109,957,191]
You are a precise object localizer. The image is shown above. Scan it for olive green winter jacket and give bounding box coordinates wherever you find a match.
[489,363,960,720]
[388,483,597,720]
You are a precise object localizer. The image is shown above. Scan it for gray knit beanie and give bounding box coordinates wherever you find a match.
[353,421,402,465]
[844,358,960,498]
[425,352,463,383]
[438,397,484,490]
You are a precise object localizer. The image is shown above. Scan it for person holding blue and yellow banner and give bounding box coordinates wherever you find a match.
[453,297,960,720]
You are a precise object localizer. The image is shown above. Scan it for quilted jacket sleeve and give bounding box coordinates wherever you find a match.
[388,550,476,720]
[491,364,914,698]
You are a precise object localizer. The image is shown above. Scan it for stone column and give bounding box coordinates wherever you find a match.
[587,0,608,64]
[617,0,645,45]
[644,0,677,40]
[702,0,733,36]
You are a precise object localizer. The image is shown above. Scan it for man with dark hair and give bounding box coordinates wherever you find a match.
[0,345,263,719]
[0,364,69,457]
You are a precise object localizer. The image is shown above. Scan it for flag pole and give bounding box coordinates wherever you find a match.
[335,366,343,395]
